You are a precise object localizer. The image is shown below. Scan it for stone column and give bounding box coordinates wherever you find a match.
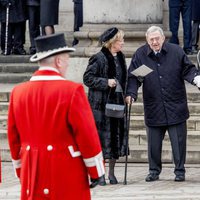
[74,0,170,57]
[83,0,163,25]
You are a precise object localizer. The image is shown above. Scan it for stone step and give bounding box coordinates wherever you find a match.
[131,115,200,131]
[131,102,200,116]
[129,130,200,146]
[0,55,198,84]
[0,115,7,130]
[0,55,31,63]
[0,82,199,101]
[1,114,200,131]
[0,73,32,83]
[1,136,200,163]
[0,102,8,115]
[119,145,200,164]
[0,130,7,140]
[0,63,38,73]
[1,101,200,116]
[1,129,200,149]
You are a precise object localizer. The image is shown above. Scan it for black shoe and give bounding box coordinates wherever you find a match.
[108,175,118,185]
[145,173,159,182]
[72,39,79,46]
[175,175,185,182]
[29,47,36,55]
[1,49,11,55]
[13,48,26,55]
[98,175,106,186]
[184,48,193,55]
[192,46,198,54]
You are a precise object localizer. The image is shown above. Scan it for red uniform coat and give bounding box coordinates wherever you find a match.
[7,67,105,200]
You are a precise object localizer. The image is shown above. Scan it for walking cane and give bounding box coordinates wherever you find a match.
[123,99,132,185]
[4,3,10,55]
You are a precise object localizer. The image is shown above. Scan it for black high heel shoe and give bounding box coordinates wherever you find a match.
[108,175,118,184]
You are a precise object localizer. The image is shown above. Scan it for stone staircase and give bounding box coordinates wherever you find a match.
[1,54,200,163]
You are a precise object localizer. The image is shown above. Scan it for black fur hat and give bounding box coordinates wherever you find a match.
[99,27,118,43]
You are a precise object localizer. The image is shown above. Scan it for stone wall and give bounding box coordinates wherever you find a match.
[83,0,163,24]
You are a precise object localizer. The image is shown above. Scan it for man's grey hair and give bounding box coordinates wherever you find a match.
[145,26,164,38]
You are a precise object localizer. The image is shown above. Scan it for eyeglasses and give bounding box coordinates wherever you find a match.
[148,37,162,43]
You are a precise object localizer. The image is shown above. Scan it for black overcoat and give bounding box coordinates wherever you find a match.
[0,0,27,23]
[40,0,59,26]
[83,47,128,159]
[192,0,200,20]
[126,42,199,126]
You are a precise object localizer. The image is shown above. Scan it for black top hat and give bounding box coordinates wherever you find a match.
[30,33,75,62]
[99,27,118,43]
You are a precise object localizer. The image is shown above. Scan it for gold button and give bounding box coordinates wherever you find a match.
[43,188,49,195]
[26,145,30,151]
[26,189,29,195]
[47,145,53,151]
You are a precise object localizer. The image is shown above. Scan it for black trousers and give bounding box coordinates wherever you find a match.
[146,122,187,176]
[27,5,40,48]
[1,22,25,51]
[191,20,200,48]
[74,2,83,32]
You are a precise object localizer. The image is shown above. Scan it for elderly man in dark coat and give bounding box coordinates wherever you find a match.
[191,0,200,53]
[126,26,200,182]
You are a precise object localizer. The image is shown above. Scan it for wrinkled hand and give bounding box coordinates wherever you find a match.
[108,79,117,88]
[193,75,200,88]
[125,96,134,105]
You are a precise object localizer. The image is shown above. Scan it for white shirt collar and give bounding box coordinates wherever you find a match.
[30,66,65,81]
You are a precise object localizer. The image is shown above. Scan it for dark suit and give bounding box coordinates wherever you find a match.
[26,0,40,50]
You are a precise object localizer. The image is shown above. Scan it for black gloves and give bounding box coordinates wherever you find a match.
[0,0,15,7]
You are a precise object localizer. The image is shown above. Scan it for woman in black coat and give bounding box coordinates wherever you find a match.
[83,27,127,185]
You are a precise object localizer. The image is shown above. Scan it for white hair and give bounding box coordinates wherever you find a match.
[145,26,164,38]
[38,56,55,66]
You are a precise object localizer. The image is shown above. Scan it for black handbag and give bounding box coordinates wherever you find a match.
[105,80,125,118]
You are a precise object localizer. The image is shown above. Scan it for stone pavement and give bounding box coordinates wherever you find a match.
[1,162,200,200]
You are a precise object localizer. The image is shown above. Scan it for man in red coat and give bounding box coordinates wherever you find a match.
[7,33,105,200]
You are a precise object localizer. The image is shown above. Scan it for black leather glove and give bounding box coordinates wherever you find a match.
[89,177,100,188]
